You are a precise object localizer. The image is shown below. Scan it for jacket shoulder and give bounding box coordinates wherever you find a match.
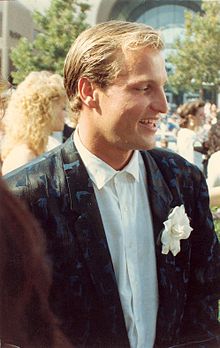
[144,147,206,203]
[4,143,64,200]
[147,147,202,176]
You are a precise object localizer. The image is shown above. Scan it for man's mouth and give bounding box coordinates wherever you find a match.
[139,119,158,128]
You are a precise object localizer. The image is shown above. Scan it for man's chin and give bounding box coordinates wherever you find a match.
[138,140,156,151]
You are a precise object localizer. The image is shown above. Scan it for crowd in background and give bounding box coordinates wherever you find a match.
[1,73,220,198]
[156,99,220,191]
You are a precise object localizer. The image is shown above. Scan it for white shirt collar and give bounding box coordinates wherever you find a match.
[74,126,140,189]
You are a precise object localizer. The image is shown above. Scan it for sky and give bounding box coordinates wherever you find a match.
[18,0,51,13]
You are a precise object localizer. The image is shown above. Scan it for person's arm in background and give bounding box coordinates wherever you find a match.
[209,186,220,207]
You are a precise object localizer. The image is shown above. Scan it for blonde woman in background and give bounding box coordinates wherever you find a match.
[1,71,67,175]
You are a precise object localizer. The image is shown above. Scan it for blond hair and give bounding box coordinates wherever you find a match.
[64,20,164,115]
[2,71,66,159]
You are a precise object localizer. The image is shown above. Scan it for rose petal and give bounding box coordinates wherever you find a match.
[162,245,170,254]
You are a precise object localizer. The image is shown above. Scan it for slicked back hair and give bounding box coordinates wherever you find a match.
[64,20,164,116]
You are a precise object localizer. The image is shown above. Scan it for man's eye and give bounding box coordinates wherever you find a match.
[136,86,150,91]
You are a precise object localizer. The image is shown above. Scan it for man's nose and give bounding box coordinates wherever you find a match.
[158,90,168,114]
[151,90,168,115]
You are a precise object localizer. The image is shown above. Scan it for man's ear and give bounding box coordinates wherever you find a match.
[78,77,97,108]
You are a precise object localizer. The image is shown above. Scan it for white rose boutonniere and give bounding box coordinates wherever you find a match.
[161,205,193,256]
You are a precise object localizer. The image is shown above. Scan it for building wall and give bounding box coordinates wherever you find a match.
[0,0,33,79]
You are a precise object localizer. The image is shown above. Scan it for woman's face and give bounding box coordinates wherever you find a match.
[51,97,67,132]
[194,106,205,127]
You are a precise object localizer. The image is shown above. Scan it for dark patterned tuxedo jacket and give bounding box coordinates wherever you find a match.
[4,136,220,348]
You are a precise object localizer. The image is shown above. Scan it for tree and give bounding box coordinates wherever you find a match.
[168,0,220,96]
[10,0,90,84]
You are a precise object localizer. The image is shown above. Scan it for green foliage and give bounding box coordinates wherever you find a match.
[212,207,220,241]
[215,219,220,241]
[168,0,220,94]
[10,0,90,84]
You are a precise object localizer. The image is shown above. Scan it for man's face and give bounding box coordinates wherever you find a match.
[86,47,168,157]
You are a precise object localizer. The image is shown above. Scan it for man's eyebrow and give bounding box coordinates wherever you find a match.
[128,78,168,86]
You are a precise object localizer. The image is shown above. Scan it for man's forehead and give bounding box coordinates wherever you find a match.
[121,47,166,79]
[122,47,164,71]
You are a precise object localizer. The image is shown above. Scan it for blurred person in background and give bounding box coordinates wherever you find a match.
[209,186,220,207]
[206,113,220,189]
[176,99,207,173]
[210,103,218,125]
[0,177,73,348]
[1,71,67,175]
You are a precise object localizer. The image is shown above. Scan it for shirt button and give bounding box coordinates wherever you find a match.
[127,174,133,182]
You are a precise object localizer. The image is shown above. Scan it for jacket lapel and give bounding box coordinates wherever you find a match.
[141,150,173,249]
[61,136,129,343]
[142,150,189,342]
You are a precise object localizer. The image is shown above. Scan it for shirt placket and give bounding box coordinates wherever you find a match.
[114,172,139,347]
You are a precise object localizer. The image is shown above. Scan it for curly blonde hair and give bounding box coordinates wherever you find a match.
[64,20,164,116]
[2,71,66,159]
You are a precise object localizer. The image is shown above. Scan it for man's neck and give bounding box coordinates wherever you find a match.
[77,127,133,171]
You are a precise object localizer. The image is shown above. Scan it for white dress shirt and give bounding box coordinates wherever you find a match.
[74,128,158,348]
